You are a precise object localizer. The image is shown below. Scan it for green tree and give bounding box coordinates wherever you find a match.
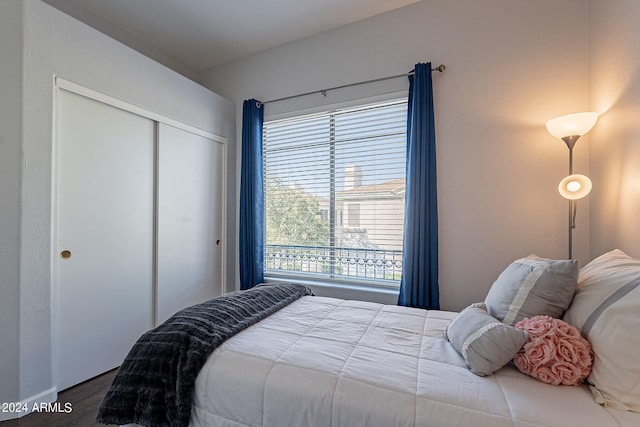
[265,176,329,246]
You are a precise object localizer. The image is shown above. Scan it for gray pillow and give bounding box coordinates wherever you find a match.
[485,255,578,325]
[445,304,528,376]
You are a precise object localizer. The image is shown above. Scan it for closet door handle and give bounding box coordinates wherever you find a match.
[216,240,221,246]
[60,250,72,260]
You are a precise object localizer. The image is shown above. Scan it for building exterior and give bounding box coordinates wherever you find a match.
[338,165,405,251]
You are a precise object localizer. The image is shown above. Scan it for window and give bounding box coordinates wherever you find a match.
[263,99,407,287]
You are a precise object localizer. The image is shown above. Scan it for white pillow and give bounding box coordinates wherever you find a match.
[563,249,640,412]
[485,255,578,325]
[445,303,528,376]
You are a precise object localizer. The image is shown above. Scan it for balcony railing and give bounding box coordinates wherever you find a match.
[265,244,402,285]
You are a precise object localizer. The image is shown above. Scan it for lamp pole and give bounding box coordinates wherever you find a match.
[563,137,577,260]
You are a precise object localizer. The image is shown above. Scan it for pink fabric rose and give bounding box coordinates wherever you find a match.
[518,315,555,337]
[555,319,582,339]
[531,365,557,385]
[513,316,593,386]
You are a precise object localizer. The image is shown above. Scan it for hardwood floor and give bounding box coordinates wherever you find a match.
[1,369,117,427]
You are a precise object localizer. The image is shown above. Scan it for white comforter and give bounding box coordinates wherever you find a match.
[190,296,637,427]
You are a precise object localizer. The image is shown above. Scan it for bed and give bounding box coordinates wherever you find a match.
[98,249,640,427]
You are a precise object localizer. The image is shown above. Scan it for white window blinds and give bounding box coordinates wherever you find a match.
[263,99,407,287]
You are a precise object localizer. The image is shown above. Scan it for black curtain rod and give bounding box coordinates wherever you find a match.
[258,64,445,107]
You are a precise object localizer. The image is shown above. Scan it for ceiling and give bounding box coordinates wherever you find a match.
[42,0,421,76]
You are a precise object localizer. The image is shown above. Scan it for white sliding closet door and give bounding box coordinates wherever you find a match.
[55,90,154,391]
[156,123,224,324]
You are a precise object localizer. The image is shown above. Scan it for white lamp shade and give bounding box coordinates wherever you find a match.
[546,112,598,139]
[558,174,592,200]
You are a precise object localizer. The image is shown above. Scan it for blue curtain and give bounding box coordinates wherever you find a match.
[239,99,264,290]
[398,63,440,309]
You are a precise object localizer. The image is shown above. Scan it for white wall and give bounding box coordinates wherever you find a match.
[588,0,640,259]
[0,0,234,415]
[199,0,591,310]
[0,0,23,409]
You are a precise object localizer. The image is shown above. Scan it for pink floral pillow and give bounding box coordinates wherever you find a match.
[513,315,593,386]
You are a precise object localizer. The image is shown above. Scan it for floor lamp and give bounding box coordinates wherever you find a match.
[545,112,598,259]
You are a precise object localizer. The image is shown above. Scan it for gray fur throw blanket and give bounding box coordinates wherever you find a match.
[96,282,312,427]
